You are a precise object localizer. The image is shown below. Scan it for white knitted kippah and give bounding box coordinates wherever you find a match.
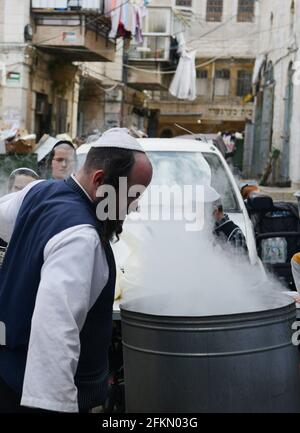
[91,128,145,153]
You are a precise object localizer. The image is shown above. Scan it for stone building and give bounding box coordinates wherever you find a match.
[249,0,300,187]
[0,0,150,141]
[128,0,259,138]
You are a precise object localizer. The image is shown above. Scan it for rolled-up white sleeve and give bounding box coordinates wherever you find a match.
[0,181,43,242]
[21,225,109,413]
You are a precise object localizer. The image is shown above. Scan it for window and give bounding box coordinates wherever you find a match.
[144,8,171,34]
[175,0,192,6]
[215,69,230,96]
[129,7,171,61]
[196,69,208,96]
[129,36,170,61]
[203,153,240,212]
[237,0,255,22]
[196,70,208,79]
[206,0,223,22]
[216,69,230,79]
[237,70,252,96]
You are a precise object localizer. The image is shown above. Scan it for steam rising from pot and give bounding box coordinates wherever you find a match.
[120,219,292,317]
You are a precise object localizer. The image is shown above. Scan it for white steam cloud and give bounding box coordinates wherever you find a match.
[119,219,292,317]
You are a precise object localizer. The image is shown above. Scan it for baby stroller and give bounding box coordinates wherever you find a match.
[246,193,300,290]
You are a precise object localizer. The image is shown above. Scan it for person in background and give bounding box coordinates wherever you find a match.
[213,198,248,255]
[8,168,40,193]
[0,168,40,255]
[240,184,260,201]
[48,141,76,180]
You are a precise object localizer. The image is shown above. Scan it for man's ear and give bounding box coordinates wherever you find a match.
[92,170,105,188]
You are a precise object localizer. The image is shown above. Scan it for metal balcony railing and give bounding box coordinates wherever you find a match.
[32,0,111,40]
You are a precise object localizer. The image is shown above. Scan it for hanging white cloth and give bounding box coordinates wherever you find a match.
[169,34,197,101]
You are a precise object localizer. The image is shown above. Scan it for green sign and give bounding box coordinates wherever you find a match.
[7,72,21,81]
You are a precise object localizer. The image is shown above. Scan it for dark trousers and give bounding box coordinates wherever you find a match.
[0,376,54,414]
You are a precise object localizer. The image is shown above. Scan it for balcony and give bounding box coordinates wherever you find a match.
[127,5,186,91]
[31,4,116,62]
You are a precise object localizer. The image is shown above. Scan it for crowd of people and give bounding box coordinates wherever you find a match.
[0,140,78,254]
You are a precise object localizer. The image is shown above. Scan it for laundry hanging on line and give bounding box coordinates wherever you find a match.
[105,0,150,43]
[169,33,197,101]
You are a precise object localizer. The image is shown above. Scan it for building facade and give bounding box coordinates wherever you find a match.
[128,0,259,139]
[0,0,151,141]
[249,0,300,187]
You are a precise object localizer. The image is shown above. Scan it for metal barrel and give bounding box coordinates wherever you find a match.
[121,302,300,413]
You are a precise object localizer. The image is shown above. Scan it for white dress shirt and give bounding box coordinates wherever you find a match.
[0,180,109,412]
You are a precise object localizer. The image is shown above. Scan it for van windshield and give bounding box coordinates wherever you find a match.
[147,151,240,213]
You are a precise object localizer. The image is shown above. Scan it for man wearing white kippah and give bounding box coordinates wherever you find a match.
[0,128,153,413]
[0,168,40,267]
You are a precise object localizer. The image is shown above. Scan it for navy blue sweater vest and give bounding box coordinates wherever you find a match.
[0,178,116,410]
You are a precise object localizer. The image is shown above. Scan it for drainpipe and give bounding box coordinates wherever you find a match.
[121,44,129,128]
[211,61,216,102]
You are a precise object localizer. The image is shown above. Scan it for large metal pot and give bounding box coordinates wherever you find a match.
[121,298,300,413]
